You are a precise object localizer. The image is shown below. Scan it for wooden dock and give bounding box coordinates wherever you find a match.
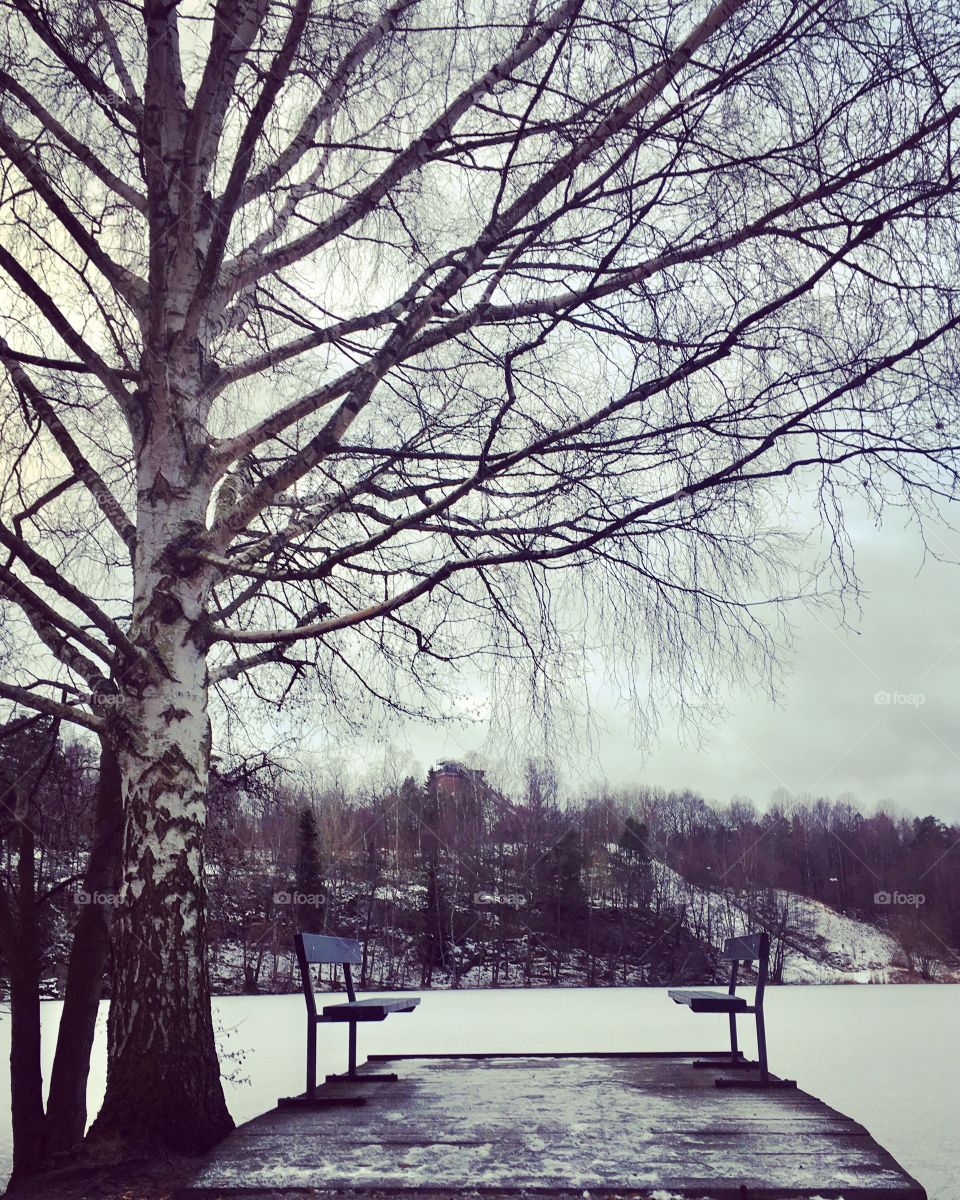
[177,1052,926,1200]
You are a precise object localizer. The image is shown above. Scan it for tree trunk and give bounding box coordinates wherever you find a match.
[88,454,233,1153]
[8,963,43,1182]
[7,826,43,1183]
[41,744,123,1159]
[90,673,232,1150]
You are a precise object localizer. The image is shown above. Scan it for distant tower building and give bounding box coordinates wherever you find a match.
[425,761,502,846]
[428,760,483,803]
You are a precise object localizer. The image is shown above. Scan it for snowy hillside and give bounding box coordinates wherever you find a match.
[649,861,956,983]
[204,856,958,996]
[776,899,904,982]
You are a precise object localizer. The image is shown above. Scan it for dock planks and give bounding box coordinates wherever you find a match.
[178,1052,926,1200]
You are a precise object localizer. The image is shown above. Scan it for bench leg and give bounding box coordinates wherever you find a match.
[705,1011,758,1067]
[277,1017,369,1107]
[692,1013,757,1069]
[713,1007,796,1088]
[307,1016,317,1098]
[756,1007,768,1083]
[324,1020,399,1083]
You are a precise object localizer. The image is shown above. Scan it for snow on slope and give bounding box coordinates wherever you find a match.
[649,861,909,982]
[776,897,905,982]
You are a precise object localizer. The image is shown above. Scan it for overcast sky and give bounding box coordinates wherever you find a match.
[382,510,960,823]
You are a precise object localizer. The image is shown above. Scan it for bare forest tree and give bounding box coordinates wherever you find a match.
[1,0,959,1163]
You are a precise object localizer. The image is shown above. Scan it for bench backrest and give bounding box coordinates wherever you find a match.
[294,932,360,1015]
[298,933,362,964]
[721,932,770,1001]
[720,933,769,962]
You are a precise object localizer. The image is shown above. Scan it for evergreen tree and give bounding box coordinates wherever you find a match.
[419,860,452,987]
[295,806,325,934]
[533,829,588,981]
[617,817,652,865]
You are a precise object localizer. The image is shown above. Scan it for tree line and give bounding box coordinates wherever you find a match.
[209,762,960,990]
[6,735,956,1014]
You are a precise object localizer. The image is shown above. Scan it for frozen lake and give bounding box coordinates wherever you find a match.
[1,985,956,1198]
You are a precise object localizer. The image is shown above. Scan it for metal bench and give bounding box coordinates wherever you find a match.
[279,933,420,1107]
[669,932,795,1088]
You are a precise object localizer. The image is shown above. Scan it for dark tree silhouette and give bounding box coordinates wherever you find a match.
[295,805,325,934]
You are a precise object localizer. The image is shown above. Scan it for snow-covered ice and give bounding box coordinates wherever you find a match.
[0,985,955,1197]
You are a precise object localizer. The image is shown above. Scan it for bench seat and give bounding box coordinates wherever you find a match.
[320,997,421,1022]
[668,988,749,1013]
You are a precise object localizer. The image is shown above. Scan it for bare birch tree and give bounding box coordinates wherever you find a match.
[1,0,959,1158]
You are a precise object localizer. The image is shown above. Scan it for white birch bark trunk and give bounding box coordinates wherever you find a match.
[90,418,233,1149]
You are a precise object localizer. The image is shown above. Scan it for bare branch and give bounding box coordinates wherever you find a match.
[0,117,146,309]
[209,302,960,648]
[0,679,103,733]
[223,0,585,293]
[0,343,136,551]
[0,257,134,408]
[0,519,135,656]
[0,562,110,685]
[0,67,146,211]
[178,0,313,344]
[8,0,142,127]
[235,0,421,215]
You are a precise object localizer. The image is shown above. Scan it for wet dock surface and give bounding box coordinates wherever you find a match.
[178,1052,926,1199]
